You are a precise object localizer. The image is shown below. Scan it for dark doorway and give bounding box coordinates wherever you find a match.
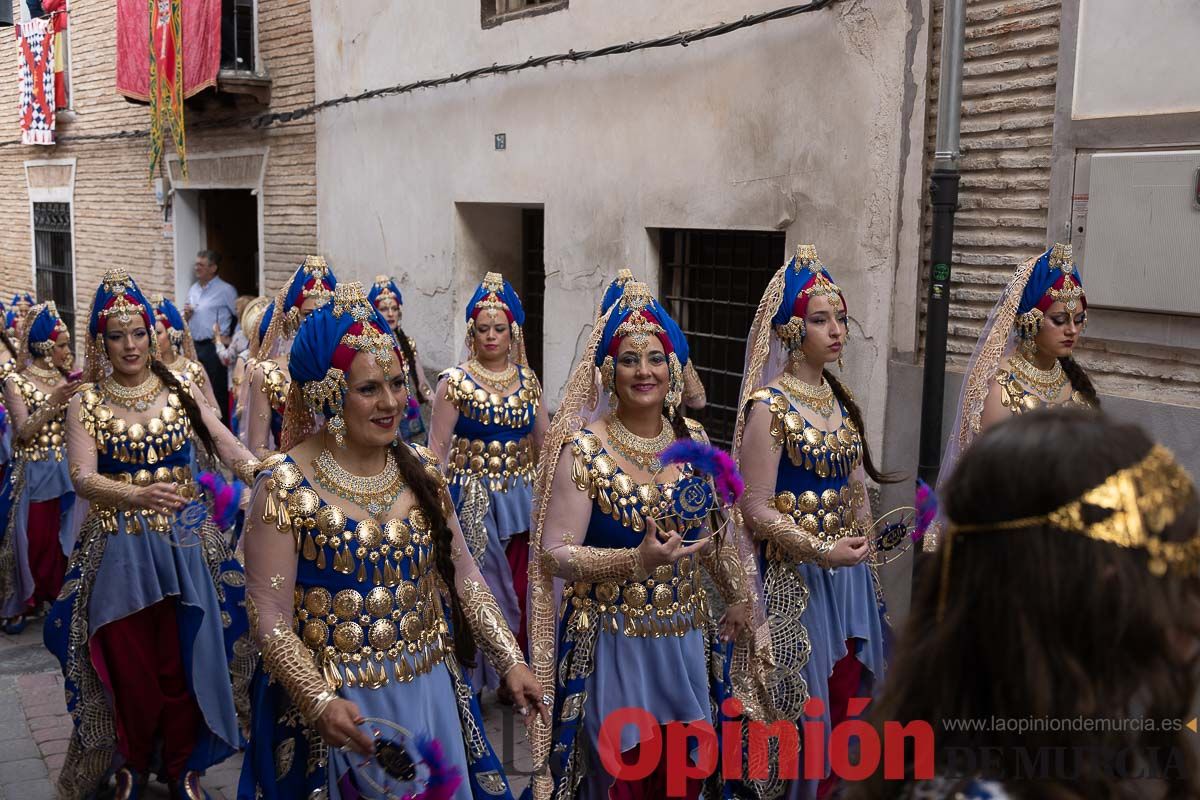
[202,189,259,297]
[521,209,545,378]
[659,229,785,448]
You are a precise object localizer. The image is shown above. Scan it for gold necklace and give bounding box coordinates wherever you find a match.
[313,448,407,520]
[1009,353,1068,400]
[779,373,835,418]
[26,362,62,385]
[467,358,518,393]
[102,373,163,411]
[606,414,675,473]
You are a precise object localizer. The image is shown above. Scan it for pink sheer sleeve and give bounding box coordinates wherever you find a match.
[427,376,458,466]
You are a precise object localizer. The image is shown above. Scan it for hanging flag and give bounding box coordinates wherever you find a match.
[148,0,186,177]
[40,0,70,109]
[16,15,56,146]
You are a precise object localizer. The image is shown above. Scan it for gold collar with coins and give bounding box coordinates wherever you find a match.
[994,356,1087,416]
[562,559,709,640]
[8,371,68,462]
[446,435,535,491]
[78,383,191,465]
[441,366,540,429]
[939,444,1199,619]
[261,456,449,691]
[750,387,862,479]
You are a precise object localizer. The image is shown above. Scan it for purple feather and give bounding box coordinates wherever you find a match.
[660,439,745,505]
[414,736,462,800]
[914,478,938,541]
[199,471,241,530]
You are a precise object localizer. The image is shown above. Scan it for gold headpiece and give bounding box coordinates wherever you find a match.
[98,269,147,325]
[1049,242,1074,274]
[25,302,65,357]
[473,272,511,315]
[333,282,396,370]
[299,255,335,305]
[481,272,505,293]
[795,243,819,267]
[615,268,634,285]
[371,274,401,305]
[939,444,1198,618]
[775,245,843,345]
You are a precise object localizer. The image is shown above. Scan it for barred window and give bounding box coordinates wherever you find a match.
[482,0,567,28]
[32,201,75,338]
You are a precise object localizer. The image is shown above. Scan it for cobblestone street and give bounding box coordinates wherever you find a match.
[0,619,533,799]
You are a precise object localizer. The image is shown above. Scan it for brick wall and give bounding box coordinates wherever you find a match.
[0,0,317,344]
[919,0,1200,407]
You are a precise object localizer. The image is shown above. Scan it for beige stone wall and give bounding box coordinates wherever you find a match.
[0,0,317,344]
[917,0,1200,407]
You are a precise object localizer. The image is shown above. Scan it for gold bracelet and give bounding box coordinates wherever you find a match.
[232,457,262,486]
[563,545,647,582]
[760,517,835,566]
[75,472,137,510]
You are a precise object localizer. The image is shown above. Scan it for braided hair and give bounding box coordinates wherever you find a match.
[150,360,217,459]
[394,325,426,404]
[391,442,476,666]
[1059,355,1100,408]
[824,368,898,484]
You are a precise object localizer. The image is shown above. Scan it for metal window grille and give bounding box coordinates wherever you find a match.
[484,0,567,26]
[220,0,255,72]
[496,0,560,13]
[660,229,785,449]
[521,209,546,378]
[32,201,74,339]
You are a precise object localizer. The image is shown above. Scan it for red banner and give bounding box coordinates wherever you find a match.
[115,0,219,102]
[16,16,56,145]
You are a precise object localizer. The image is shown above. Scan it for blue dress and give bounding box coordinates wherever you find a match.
[441,365,539,691]
[543,419,739,800]
[238,448,513,800]
[44,382,252,800]
[750,387,888,800]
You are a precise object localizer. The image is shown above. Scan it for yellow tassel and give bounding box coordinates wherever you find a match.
[302,532,317,562]
[356,560,366,583]
[316,548,327,571]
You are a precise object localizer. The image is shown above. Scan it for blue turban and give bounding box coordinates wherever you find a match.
[771,246,846,330]
[1018,243,1085,318]
[4,310,15,330]
[289,282,402,418]
[27,304,64,351]
[281,255,337,314]
[11,292,33,307]
[596,282,689,367]
[154,297,187,331]
[600,269,636,316]
[465,272,525,326]
[368,275,404,309]
[88,269,156,338]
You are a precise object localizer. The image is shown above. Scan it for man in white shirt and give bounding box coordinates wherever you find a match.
[184,250,237,425]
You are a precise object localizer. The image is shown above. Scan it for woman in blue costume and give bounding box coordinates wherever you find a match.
[8,291,34,339]
[238,281,547,800]
[733,246,892,800]
[152,295,224,418]
[0,302,79,633]
[46,268,262,800]
[243,255,337,458]
[922,244,1099,554]
[429,272,548,692]
[526,281,759,800]
[369,275,435,445]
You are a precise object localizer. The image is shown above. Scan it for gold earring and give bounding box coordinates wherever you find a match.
[327,412,347,448]
[601,357,617,409]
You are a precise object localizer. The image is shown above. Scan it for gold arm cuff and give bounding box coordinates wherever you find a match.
[700,537,748,605]
[760,516,836,566]
[232,458,262,486]
[260,621,336,725]
[563,544,647,583]
[74,472,137,511]
[460,578,524,678]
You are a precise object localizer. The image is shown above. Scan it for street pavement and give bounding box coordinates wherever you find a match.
[0,618,533,799]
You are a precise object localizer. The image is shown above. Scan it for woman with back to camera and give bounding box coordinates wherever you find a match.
[849,407,1200,800]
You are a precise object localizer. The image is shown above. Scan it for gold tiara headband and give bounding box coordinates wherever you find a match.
[938,444,1198,619]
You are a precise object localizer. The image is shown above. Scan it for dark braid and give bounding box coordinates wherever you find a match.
[823,368,900,484]
[669,412,689,441]
[395,325,426,404]
[150,360,217,459]
[392,442,477,666]
[1059,356,1100,408]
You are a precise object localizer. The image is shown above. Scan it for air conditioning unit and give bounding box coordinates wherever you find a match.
[1072,149,1200,316]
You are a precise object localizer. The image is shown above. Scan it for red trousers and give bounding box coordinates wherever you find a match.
[505,532,530,655]
[91,599,202,780]
[607,727,704,800]
[25,498,65,609]
[816,641,865,799]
